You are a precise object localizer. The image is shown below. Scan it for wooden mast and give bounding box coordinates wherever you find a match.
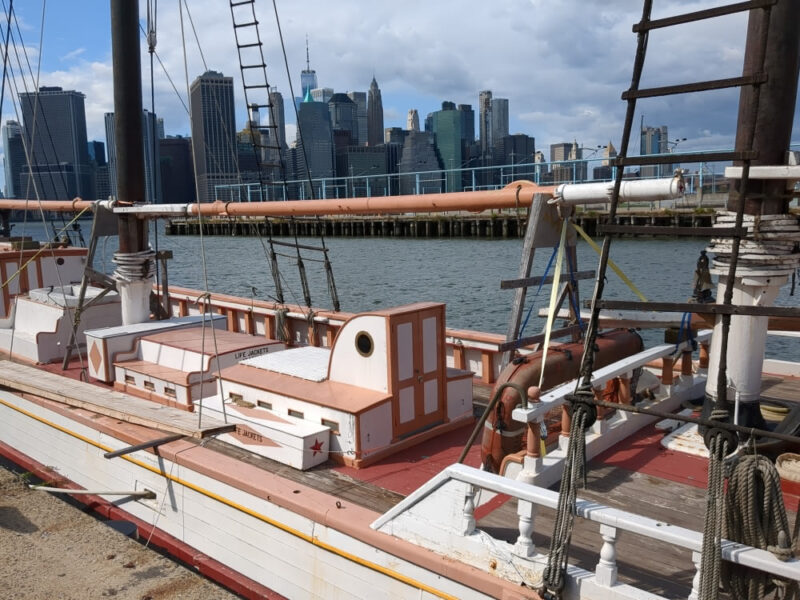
[109,0,154,325]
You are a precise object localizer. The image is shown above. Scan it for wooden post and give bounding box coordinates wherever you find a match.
[699,342,710,369]
[681,350,693,377]
[596,524,619,587]
[453,343,466,370]
[661,357,674,385]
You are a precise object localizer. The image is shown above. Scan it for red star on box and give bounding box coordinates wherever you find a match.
[310,438,324,456]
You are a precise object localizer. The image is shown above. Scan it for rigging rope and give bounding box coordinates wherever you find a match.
[571,222,648,302]
[271,0,340,311]
[515,244,558,344]
[699,431,730,600]
[540,394,595,598]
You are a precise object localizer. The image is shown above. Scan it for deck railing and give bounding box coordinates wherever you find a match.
[373,462,800,600]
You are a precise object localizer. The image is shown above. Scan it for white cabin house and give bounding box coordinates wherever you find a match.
[216,303,474,468]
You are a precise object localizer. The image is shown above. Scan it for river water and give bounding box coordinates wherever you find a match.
[14,218,799,360]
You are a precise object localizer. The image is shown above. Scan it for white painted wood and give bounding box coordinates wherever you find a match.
[512,331,712,423]
[596,524,618,587]
[213,379,361,459]
[422,315,438,374]
[329,314,389,392]
[244,346,330,382]
[446,376,472,421]
[0,392,496,600]
[375,463,800,585]
[396,321,413,382]
[423,379,438,415]
[398,386,414,424]
[85,314,226,382]
[358,403,392,455]
[198,396,330,470]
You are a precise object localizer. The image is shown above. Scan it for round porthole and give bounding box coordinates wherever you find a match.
[355,331,374,357]
[56,257,65,266]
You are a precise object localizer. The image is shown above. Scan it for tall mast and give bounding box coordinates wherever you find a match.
[110,0,154,324]
[705,0,800,426]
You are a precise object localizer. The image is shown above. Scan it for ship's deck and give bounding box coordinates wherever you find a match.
[22,357,800,596]
[208,376,800,598]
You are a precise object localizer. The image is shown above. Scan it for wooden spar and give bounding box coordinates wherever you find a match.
[194,182,554,217]
[0,181,556,217]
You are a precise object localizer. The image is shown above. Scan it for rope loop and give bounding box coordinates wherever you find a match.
[566,387,597,431]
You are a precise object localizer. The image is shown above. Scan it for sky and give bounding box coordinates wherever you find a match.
[0,0,798,191]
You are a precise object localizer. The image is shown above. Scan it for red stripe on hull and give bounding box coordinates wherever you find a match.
[0,441,286,600]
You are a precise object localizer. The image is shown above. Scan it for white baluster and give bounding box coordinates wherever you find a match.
[688,550,702,600]
[595,524,618,587]
[514,499,536,557]
[461,484,476,535]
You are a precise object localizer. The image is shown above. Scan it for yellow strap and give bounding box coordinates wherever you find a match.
[570,222,648,303]
[538,218,568,388]
[1,206,92,291]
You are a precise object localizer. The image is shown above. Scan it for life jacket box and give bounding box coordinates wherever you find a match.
[84,314,226,382]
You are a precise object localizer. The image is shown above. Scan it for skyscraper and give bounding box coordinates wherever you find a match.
[105,109,162,203]
[328,93,358,145]
[430,102,463,192]
[268,88,287,150]
[478,90,492,157]
[457,104,474,144]
[295,92,334,186]
[311,87,333,103]
[550,142,574,184]
[347,91,367,147]
[490,98,509,146]
[398,131,440,195]
[2,121,25,198]
[367,78,384,147]
[189,70,237,203]
[19,86,93,199]
[406,109,420,132]
[159,136,196,203]
[300,37,318,98]
[641,124,669,177]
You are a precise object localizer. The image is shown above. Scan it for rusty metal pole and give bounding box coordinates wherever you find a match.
[110,0,154,324]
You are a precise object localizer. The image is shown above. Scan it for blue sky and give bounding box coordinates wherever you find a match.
[1,0,799,191]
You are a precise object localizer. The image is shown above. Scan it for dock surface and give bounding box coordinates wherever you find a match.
[0,462,239,600]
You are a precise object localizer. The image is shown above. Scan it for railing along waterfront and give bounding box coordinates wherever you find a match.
[210,147,800,206]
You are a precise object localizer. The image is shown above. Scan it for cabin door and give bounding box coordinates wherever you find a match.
[390,307,445,439]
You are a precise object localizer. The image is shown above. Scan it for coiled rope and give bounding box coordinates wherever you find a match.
[723,452,797,600]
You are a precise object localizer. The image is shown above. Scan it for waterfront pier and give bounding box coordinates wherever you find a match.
[165,207,716,239]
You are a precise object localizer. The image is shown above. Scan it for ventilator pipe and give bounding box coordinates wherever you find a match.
[551,174,684,206]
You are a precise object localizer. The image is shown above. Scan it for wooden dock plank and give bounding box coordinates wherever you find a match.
[0,360,233,438]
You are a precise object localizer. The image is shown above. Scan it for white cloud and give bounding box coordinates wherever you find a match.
[59,47,85,61]
[3,0,799,175]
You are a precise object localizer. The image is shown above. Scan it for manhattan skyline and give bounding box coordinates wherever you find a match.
[0,0,798,195]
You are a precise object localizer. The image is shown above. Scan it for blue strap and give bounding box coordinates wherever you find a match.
[517,244,559,342]
[675,311,697,352]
